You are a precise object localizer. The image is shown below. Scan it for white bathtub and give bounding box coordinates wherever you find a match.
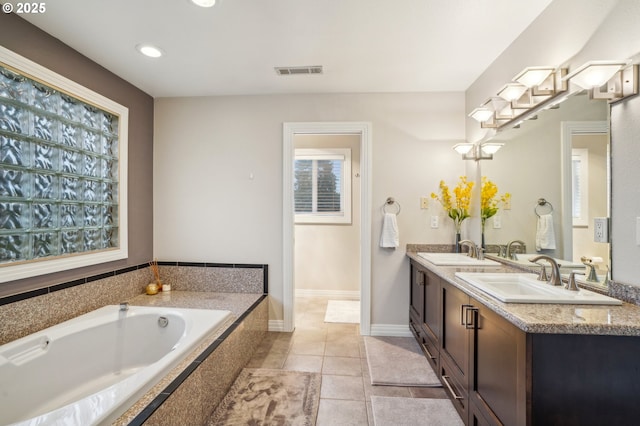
[0,304,232,426]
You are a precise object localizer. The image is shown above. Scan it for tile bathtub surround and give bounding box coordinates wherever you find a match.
[122,297,269,426]
[0,262,268,346]
[157,263,268,294]
[0,267,150,345]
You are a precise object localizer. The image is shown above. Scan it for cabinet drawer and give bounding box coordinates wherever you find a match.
[441,358,468,422]
[412,325,439,372]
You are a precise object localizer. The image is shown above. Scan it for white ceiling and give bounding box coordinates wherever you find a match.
[20,0,554,98]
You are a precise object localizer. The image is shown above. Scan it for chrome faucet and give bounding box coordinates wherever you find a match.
[580,257,600,283]
[529,255,562,286]
[566,271,582,291]
[506,240,526,260]
[458,240,476,258]
[119,302,129,311]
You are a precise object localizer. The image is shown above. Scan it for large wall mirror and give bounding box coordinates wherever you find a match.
[480,92,610,282]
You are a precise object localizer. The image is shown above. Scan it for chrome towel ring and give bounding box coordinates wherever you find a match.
[535,198,553,217]
[382,197,401,215]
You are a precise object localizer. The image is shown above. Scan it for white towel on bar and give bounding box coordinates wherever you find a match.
[380,213,399,248]
[536,213,556,251]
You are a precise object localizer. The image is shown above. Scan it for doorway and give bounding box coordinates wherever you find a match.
[282,122,372,334]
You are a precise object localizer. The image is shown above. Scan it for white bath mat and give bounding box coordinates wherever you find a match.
[371,396,463,426]
[324,300,360,323]
[364,336,441,387]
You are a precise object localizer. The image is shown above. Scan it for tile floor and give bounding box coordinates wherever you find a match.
[246,296,448,425]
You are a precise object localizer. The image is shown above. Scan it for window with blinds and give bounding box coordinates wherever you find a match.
[294,148,351,224]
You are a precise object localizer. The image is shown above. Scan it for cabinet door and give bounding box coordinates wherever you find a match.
[410,261,425,324]
[423,269,441,342]
[441,282,470,380]
[470,300,526,426]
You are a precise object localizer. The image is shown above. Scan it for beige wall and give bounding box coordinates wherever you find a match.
[0,15,154,298]
[154,92,466,326]
[294,134,361,294]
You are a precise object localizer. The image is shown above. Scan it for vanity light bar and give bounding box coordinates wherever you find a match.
[469,66,568,131]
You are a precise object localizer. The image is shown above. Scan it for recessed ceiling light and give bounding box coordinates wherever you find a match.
[190,0,216,7]
[136,44,164,58]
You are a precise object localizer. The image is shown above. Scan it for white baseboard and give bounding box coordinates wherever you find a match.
[295,289,360,299]
[269,319,411,337]
[268,320,284,332]
[370,323,413,337]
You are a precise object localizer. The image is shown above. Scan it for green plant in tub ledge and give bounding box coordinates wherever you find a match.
[431,176,474,251]
[480,177,510,242]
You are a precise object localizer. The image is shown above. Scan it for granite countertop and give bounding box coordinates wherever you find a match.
[114,291,264,425]
[407,252,640,337]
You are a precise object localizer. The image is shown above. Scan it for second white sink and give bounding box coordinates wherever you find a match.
[455,272,622,305]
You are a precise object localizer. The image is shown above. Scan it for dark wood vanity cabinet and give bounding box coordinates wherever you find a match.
[410,258,640,425]
[440,281,526,425]
[409,260,441,371]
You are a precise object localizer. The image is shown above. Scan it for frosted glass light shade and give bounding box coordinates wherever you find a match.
[565,61,629,89]
[514,67,554,88]
[453,143,474,154]
[498,83,528,102]
[481,143,503,155]
[469,107,494,122]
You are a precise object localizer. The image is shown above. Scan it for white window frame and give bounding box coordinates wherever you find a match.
[0,46,128,283]
[294,148,351,224]
[572,148,589,228]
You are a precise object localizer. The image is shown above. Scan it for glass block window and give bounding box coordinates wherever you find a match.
[294,148,351,224]
[0,46,128,283]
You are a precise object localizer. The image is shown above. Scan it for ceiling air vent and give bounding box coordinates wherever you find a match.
[275,65,323,76]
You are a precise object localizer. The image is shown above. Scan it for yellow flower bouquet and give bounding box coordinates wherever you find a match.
[480,176,510,233]
[431,176,474,234]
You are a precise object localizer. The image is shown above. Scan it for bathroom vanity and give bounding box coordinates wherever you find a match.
[408,252,640,426]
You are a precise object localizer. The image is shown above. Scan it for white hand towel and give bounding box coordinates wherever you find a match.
[380,213,399,248]
[536,213,556,251]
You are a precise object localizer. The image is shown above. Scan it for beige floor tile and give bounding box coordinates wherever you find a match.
[325,339,360,357]
[290,339,326,356]
[282,354,323,373]
[245,352,287,369]
[316,399,368,426]
[323,356,362,376]
[321,374,365,401]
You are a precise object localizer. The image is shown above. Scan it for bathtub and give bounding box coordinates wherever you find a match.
[0,304,232,426]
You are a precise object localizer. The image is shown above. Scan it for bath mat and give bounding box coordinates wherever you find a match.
[324,300,360,323]
[207,368,321,426]
[370,396,463,426]
[364,336,441,387]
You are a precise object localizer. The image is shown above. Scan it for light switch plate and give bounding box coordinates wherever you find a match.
[594,217,609,243]
[493,215,502,229]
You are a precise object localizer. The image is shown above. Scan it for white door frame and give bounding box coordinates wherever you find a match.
[560,120,608,260]
[283,122,372,334]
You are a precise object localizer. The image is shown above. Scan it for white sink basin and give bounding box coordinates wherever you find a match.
[455,272,622,305]
[417,253,500,267]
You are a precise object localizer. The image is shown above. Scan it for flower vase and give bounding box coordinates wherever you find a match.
[481,233,486,250]
[455,232,461,253]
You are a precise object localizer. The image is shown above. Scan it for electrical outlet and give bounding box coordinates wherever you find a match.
[493,215,502,229]
[420,196,429,209]
[430,216,439,228]
[594,217,609,243]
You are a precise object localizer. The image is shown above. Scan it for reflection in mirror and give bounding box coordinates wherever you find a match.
[480,93,610,281]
